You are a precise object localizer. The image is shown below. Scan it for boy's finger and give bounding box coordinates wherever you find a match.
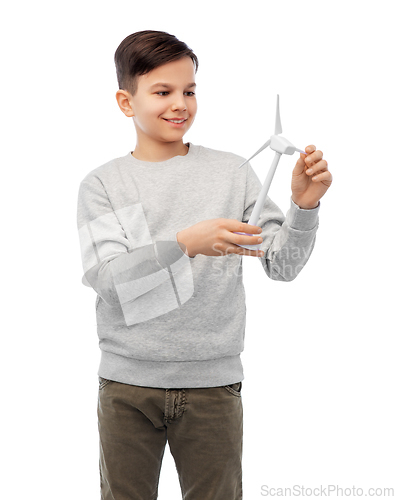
[238,222,261,233]
[292,158,305,177]
[305,145,316,154]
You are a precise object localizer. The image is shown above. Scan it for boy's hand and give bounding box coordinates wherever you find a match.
[291,145,333,209]
[177,219,264,258]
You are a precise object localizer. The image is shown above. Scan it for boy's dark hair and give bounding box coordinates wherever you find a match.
[114,30,199,97]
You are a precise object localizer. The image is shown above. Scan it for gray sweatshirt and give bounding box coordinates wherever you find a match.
[77,142,320,388]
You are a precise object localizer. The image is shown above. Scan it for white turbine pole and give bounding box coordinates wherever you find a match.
[248,152,282,227]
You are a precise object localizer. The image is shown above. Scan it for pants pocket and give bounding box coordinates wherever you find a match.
[98,376,113,390]
[224,381,242,396]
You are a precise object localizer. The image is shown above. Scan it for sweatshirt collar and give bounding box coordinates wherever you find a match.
[125,142,198,167]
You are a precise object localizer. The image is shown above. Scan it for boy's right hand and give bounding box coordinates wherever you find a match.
[177,219,264,258]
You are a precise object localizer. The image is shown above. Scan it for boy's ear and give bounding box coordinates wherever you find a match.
[115,90,134,117]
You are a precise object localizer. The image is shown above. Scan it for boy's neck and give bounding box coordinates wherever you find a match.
[132,140,189,162]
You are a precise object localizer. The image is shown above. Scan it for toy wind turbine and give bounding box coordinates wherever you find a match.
[234,94,307,251]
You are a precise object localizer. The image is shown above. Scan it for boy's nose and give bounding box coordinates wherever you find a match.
[171,95,187,111]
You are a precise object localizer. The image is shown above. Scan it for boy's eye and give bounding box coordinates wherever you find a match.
[156,91,195,96]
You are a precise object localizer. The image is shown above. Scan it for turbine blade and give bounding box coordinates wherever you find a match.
[275,94,282,135]
[238,139,271,168]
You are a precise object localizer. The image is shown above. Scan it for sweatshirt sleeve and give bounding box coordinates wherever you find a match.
[77,174,193,310]
[243,162,320,281]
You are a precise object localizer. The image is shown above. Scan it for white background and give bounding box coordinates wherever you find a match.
[2,0,394,498]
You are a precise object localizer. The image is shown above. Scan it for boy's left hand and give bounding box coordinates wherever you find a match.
[291,145,332,209]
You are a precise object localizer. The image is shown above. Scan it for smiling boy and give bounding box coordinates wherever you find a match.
[77,30,332,500]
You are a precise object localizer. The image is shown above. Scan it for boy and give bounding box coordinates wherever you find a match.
[77,30,332,500]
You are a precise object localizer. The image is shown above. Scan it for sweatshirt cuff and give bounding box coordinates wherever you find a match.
[173,230,196,259]
[286,196,320,231]
[153,231,195,274]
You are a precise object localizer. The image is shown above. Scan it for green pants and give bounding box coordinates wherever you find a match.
[97,377,243,499]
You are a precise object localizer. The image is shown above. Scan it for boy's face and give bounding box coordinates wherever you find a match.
[123,57,197,145]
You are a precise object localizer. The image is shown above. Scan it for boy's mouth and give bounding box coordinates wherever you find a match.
[163,118,187,127]
[163,118,187,123]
